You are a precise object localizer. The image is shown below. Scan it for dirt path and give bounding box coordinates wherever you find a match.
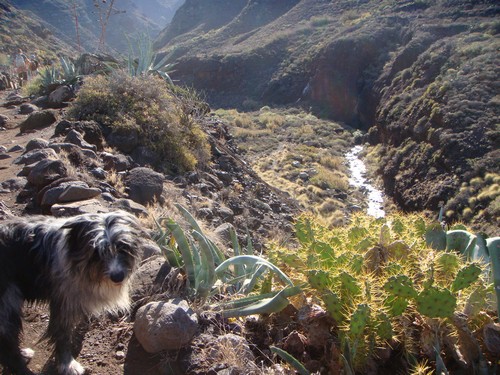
[0,89,161,375]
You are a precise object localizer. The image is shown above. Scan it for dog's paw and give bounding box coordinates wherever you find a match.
[20,347,35,363]
[57,359,85,375]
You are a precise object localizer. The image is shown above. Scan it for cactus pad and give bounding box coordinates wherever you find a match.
[322,291,344,323]
[435,252,460,274]
[385,296,409,316]
[351,254,364,274]
[386,240,410,260]
[383,275,418,299]
[451,263,481,292]
[416,286,456,318]
[281,252,302,268]
[425,222,446,250]
[338,271,362,296]
[376,312,393,340]
[380,224,391,247]
[350,304,370,337]
[307,270,332,291]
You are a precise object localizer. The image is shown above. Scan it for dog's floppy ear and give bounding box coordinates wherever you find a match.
[61,216,97,254]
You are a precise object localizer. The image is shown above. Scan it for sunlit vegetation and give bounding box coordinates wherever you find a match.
[68,71,211,174]
[268,212,497,372]
[215,107,353,225]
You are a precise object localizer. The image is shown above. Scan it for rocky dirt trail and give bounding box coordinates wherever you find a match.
[0,89,162,375]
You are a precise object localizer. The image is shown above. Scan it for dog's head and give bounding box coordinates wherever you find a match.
[61,211,144,285]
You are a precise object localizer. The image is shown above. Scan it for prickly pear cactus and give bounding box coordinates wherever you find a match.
[385,296,409,316]
[435,252,460,274]
[295,217,314,244]
[380,224,392,247]
[375,311,393,341]
[350,304,370,337]
[307,270,331,291]
[425,222,446,250]
[386,240,410,260]
[384,275,418,299]
[338,271,362,296]
[451,263,481,292]
[416,286,456,318]
[322,291,344,323]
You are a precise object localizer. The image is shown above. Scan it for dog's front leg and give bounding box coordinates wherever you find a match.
[47,303,85,375]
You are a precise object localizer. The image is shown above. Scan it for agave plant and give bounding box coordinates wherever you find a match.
[58,55,80,86]
[126,33,174,84]
[153,204,301,316]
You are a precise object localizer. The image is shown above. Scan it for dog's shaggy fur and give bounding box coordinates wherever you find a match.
[0,211,144,375]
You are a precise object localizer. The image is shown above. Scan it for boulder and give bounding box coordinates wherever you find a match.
[134,299,198,353]
[64,129,97,152]
[130,255,171,304]
[125,167,164,205]
[25,138,49,153]
[107,128,139,153]
[0,177,27,192]
[15,148,58,165]
[0,114,9,127]
[54,120,105,151]
[48,85,74,108]
[19,110,57,133]
[51,198,108,217]
[113,198,149,216]
[102,152,131,172]
[27,159,68,188]
[19,103,39,114]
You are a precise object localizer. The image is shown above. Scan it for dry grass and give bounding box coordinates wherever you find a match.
[215,106,354,220]
[106,169,126,196]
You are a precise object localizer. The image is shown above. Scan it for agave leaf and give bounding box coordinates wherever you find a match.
[240,264,268,295]
[166,219,195,287]
[176,203,203,233]
[206,237,225,265]
[229,225,246,280]
[220,286,301,318]
[446,230,477,258]
[487,237,500,315]
[215,255,294,287]
[270,346,310,375]
[192,230,216,298]
[156,70,174,85]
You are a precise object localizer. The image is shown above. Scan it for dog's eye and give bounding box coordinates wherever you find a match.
[116,242,131,254]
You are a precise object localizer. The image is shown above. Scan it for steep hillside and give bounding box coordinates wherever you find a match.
[156,0,499,233]
[8,0,184,54]
[0,1,75,62]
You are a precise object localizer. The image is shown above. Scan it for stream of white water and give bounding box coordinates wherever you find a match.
[346,145,385,218]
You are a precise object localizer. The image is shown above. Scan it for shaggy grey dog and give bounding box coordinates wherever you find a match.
[0,211,145,375]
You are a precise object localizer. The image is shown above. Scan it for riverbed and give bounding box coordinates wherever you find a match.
[346,145,385,218]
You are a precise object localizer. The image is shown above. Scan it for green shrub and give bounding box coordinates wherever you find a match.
[68,71,210,173]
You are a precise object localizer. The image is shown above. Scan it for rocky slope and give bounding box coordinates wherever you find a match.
[156,0,499,233]
[7,0,184,54]
[0,1,76,62]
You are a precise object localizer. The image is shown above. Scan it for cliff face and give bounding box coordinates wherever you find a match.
[156,0,499,232]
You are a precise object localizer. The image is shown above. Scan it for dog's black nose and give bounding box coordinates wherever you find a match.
[110,270,126,283]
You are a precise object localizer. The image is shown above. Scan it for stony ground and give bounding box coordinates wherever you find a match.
[0,89,164,375]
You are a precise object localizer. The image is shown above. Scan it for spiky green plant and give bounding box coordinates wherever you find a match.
[126,33,174,84]
[153,204,301,316]
[269,212,495,372]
